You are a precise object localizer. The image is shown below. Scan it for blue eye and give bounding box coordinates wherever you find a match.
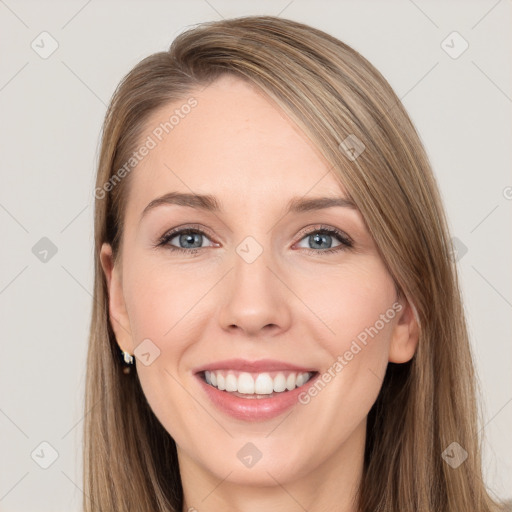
[156,224,353,256]
[157,227,215,254]
[295,226,353,255]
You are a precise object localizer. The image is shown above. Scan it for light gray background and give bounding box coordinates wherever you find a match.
[0,0,511,510]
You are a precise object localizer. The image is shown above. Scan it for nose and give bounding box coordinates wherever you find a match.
[217,244,292,337]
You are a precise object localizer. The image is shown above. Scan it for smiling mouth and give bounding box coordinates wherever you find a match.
[198,370,319,399]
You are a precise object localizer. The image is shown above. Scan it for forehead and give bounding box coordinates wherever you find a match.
[127,74,347,217]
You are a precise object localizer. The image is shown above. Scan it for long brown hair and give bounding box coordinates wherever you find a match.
[84,15,508,511]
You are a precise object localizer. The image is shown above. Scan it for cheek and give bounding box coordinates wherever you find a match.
[293,259,397,417]
[122,253,212,349]
[121,255,217,429]
[299,257,398,357]
[121,257,209,442]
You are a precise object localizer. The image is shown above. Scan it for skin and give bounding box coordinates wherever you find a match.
[100,74,419,512]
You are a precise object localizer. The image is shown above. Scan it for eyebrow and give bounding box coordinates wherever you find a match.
[139,191,357,222]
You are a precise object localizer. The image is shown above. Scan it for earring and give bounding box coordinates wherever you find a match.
[121,350,134,374]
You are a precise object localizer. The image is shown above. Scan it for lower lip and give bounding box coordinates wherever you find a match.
[196,373,319,421]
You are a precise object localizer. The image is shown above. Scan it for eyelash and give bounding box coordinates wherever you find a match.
[155,224,353,256]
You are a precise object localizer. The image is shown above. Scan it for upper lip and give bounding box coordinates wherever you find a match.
[192,358,317,374]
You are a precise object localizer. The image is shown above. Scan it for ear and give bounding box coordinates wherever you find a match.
[99,243,133,354]
[388,294,420,364]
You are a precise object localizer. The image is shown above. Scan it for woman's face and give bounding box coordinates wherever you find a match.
[101,74,418,488]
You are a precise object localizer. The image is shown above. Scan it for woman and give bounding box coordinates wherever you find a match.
[84,15,508,512]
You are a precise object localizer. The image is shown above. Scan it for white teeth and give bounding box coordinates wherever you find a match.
[203,370,313,395]
[273,373,287,392]
[238,372,255,394]
[225,373,237,392]
[255,373,274,394]
[217,373,226,391]
[286,373,296,391]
